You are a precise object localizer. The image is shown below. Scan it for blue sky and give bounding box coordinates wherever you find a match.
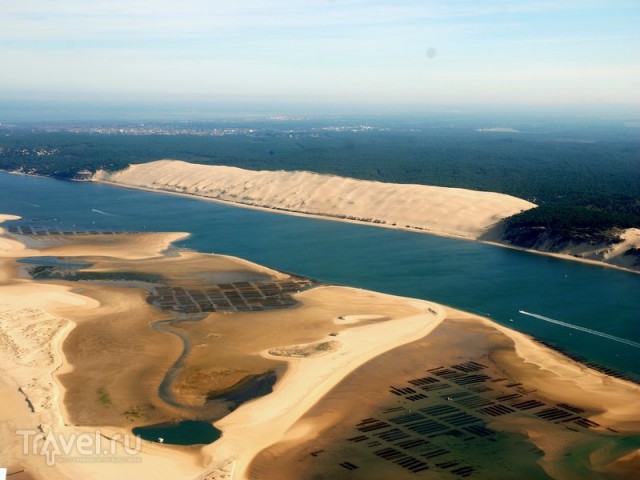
[1,0,639,109]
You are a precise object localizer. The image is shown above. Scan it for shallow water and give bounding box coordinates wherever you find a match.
[2,172,639,381]
[17,256,93,268]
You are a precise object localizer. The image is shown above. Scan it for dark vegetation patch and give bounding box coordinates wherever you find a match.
[2,120,638,247]
[502,203,640,249]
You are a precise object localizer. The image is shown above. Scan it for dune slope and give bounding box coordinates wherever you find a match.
[94,160,536,240]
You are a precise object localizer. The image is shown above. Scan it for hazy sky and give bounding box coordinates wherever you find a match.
[1,0,639,108]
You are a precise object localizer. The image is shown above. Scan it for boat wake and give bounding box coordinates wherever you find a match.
[518,310,640,348]
[91,208,116,216]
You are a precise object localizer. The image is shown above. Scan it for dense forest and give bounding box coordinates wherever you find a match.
[1,121,639,246]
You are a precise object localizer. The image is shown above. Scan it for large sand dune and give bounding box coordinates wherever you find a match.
[94,160,536,240]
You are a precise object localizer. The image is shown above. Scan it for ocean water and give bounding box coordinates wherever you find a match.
[1,172,638,380]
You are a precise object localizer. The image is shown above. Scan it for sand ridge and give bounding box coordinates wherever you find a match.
[205,287,446,479]
[94,160,536,240]
[0,217,207,479]
[94,161,640,274]
[602,227,640,269]
[2,213,638,479]
[0,215,448,479]
[248,311,640,480]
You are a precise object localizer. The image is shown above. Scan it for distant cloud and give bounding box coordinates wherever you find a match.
[1,0,638,106]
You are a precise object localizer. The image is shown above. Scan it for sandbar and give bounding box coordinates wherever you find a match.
[1,214,638,480]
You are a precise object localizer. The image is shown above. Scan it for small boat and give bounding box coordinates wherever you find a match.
[158,437,164,443]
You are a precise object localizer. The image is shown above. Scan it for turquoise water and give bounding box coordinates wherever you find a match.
[1,172,639,380]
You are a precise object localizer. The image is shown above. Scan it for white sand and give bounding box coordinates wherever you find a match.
[0,284,100,477]
[201,287,445,479]
[0,221,206,479]
[0,217,448,480]
[334,314,387,325]
[0,214,21,224]
[94,160,536,240]
[479,314,640,432]
[2,212,638,479]
[93,162,640,272]
[603,227,640,269]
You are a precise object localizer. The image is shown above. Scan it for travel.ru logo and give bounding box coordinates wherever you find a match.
[17,429,142,466]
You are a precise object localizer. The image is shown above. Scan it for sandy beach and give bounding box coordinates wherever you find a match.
[92,160,640,274]
[249,309,640,480]
[93,160,536,240]
[0,215,208,479]
[1,214,638,479]
[203,287,445,479]
[0,215,445,479]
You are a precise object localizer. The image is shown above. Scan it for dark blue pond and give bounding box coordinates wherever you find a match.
[17,256,93,268]
[132,420,221,445]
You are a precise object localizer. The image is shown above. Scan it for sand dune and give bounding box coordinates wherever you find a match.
[0,215,447,479]
[563,227,640,270]
[2,214,638,479]
[207,287,445,479]
[94,160,536,240]
[93,161,640,273]
[0,217,206,479]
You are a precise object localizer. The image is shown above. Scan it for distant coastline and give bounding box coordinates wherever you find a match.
[2,214,639,479]
[91,161,640,274]
[1,165,638,274]
[93,160,535,239]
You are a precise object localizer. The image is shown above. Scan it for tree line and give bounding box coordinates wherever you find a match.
[1,127,638,240]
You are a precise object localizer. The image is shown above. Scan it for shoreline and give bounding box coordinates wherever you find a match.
[0,221,450,479]
[0,216,207,479]
[247,309,640,479]
[477,311,640,431]
[2,214,639,479]
[92,176,640,276]
[92,178,478,241]
[3,167,637,274]
[205,290,445,478]
[482,239,640,276]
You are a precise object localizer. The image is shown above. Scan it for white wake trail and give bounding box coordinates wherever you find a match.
[518,310,640,348]
[91,208,116,216]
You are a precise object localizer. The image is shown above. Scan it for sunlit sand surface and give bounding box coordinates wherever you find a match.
[95,160,535,240]
[1,215,638,479]
[249,312,640,479]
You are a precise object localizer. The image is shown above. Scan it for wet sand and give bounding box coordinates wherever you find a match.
[0,215,442,479]
[1,214,638,479]
[248,311,640,480]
